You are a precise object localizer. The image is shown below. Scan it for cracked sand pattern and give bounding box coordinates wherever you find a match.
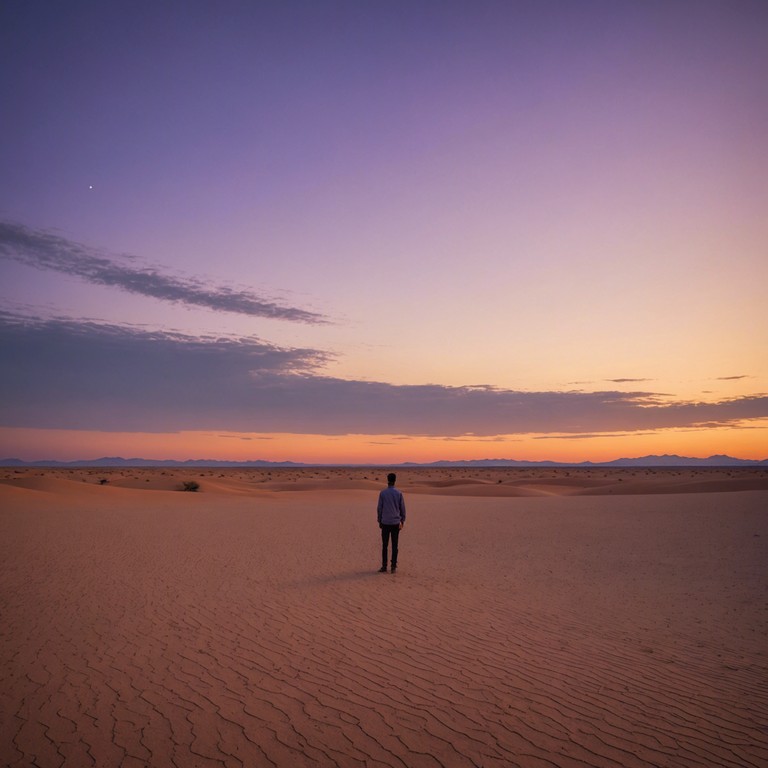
[1,472,766,767]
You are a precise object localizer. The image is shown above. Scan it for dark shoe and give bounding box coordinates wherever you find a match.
[390,566,397,574]
[379,566,387,573]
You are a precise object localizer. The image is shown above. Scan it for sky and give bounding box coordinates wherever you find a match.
[1,0,767,464]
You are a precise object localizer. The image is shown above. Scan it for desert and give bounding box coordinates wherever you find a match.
[4,1,768,765]
[1,467,766,767]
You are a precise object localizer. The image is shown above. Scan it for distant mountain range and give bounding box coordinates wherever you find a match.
[1,454,766,468]
[405,454,768,468]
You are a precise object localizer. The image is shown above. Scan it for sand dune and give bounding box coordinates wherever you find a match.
[1,470,766,767]
[2,465,767,497]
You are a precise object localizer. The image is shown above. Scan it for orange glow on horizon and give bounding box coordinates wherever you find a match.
[1,423,766,464]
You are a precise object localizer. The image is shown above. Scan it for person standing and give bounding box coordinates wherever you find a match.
[377,472,406,573]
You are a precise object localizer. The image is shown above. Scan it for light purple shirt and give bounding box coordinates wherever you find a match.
[377,485,406,526]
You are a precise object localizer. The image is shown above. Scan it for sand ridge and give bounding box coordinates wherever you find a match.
[2,465,767,497]
[1,472,766,767]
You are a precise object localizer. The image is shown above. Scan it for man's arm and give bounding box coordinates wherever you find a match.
[377,492,383,525]
[399,492,406,525]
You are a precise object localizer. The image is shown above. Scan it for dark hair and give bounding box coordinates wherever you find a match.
[387,472,397,484]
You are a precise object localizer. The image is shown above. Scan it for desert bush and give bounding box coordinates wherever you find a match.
[182,481,200,492]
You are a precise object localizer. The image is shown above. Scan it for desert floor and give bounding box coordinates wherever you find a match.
[1,467,766,767]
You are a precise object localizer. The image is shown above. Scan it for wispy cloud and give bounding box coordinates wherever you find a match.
[0,221,329,324]
[605,378,653,383]
[716,375,750,381]
[3,313,767,437]
[534,431,659,441]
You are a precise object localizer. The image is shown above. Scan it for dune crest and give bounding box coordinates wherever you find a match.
[2,465,767,497]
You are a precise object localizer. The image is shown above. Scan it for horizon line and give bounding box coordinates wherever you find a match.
[2,453,767,468]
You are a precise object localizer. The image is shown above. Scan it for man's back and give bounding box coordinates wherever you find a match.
[377,485,406,526]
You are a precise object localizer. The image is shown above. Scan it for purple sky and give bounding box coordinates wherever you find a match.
[1,1,767,461]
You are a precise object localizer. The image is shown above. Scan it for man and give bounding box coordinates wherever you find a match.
[377,472,406,573]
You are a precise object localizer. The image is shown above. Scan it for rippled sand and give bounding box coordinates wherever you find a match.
[1,468,766,767]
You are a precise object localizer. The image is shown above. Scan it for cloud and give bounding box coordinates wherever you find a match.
[0,312,327,431]
[2,313,767,436]
[605,378,653,383]
[533,432,659,441]
[716,375,750,381]
[0,221,329,324]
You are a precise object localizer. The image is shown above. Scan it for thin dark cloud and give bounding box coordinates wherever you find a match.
[2,313,767,436]
[534,431,658,440]
[605,378,653,383]
[716,375,750,381]
[0,221,329,324]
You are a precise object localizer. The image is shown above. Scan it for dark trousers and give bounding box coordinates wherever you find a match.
[381,524,400,568]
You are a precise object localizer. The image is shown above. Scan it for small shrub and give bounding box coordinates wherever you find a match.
[99,478,109,485]
[182,481,200,492]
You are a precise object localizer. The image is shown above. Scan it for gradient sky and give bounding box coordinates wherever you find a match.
[1,0,766,463]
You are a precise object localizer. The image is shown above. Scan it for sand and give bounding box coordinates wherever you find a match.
[1,468,766,767]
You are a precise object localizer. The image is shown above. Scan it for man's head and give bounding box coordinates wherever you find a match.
[387,472,397,485]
